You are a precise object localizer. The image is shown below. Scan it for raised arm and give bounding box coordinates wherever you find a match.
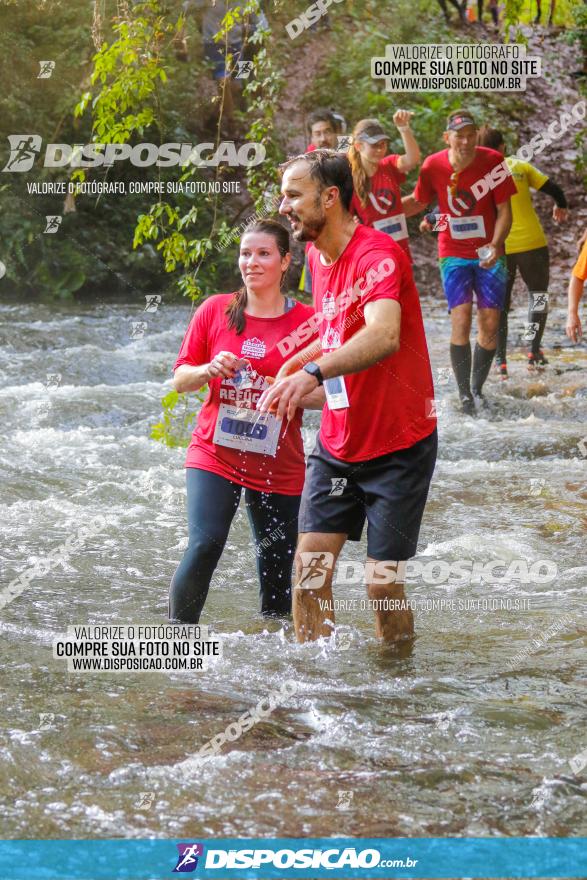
[275,338,322,378]
[312,298,400,379]
[393,110,421,173]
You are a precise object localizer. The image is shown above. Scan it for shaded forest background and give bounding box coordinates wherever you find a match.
[0,0,585,301]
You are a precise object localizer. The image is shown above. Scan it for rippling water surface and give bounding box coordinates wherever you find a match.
[0,298,586,842]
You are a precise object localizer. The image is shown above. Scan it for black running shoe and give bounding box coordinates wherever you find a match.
[495,360,508,380]
[460,395,476,416]
[472,390,488,410]
[528,350,548,371]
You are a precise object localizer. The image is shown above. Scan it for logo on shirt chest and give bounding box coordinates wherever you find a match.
[446,187,476,217]
[241,337,266,358]
[322,325,341,350]
[322,291,338,320]
[221,369,268,407]
[368,186,397,215]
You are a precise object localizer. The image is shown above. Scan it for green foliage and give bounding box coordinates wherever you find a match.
[304,0,525,163]
[240,3,285,211]
[74,1,171,148]
[150,388,204,448]
[504,0,583,28]
[0,0,175,299]
[129,0,285,302]
[503,0,526,30]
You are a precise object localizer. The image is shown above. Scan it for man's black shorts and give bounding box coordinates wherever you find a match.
[299,429,437,561]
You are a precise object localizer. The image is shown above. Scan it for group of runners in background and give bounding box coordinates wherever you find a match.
[168,104,587,642]
[305,105,577,411]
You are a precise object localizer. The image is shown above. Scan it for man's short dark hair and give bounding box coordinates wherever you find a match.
[307,109,338,134]
[280,150,354,213]
[477,125,505,151]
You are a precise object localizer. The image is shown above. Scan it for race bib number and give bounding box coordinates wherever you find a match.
[448,215,486,240]
[321,331,349,409]
[212,403,282,456]
[324,376,349,410]
[373,213,408,241]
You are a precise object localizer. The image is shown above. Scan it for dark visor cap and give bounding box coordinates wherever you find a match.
[354,123,390,144]
[447,114,477,131]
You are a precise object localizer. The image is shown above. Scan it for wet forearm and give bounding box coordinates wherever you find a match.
[173,364,211,393]
[316,324,399,380]
[278,338,322,377]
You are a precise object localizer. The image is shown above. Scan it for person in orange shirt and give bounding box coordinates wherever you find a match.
[566,237,587,343]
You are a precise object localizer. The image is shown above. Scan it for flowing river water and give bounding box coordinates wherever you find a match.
[0,296,586,847]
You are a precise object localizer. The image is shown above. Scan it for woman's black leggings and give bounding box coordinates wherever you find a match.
[169,468,300,623]
[497,246,550,363]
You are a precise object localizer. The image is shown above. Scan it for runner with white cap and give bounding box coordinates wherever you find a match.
[348,113,421,259]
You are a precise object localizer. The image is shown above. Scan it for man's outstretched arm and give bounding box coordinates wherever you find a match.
[256,299,401,421]
[402,193,429,217]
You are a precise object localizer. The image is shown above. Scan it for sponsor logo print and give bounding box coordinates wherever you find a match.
[241,337,266,358]
[322,326,341,349]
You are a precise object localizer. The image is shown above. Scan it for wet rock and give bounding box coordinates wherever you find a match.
[526,382,549,398]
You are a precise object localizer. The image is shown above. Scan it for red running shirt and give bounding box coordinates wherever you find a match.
[308,224,436,463]
[413,146,516,259]
[350,154,411,257]
[173,294,316,495]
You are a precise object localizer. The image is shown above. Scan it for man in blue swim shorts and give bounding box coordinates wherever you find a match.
[403,110,515,414]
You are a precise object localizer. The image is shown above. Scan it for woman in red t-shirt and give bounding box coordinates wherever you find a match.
[348,113,421,258]
[170,220,321,623]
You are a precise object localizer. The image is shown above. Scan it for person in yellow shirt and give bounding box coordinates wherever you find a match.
[566,237,587,343]
[477,127,569,377]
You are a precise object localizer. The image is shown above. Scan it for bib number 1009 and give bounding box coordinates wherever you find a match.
[220,417,268,440]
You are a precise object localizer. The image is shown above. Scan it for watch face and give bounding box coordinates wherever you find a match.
[305,363,322,384]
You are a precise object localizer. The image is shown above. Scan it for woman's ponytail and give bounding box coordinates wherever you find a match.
[348,140,370,208]
[225,286,248,336]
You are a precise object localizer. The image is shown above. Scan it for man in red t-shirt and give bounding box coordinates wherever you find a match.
[306,108,341,152]
[302,109,345,295]
[403,109,515,414]
[257,149,437,645]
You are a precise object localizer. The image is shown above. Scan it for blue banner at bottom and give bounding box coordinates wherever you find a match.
[0,837,585,879]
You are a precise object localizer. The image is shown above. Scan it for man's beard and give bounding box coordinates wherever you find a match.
[293,202,327,242]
